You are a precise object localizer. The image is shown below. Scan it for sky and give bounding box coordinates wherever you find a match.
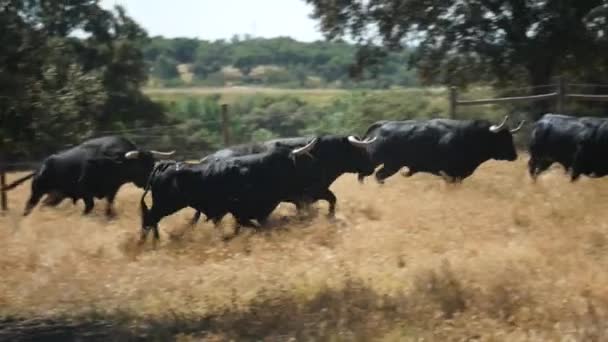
[100,0,325,42]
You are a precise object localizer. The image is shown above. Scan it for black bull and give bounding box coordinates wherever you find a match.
[139,135,376,240]
[358,116,525,183]
[2,136,174,217]
[528,113,608,181]
[187,135,376,224]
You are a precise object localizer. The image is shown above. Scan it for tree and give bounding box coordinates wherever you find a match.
[172,38,199,63]
[0,0,165,160]
[192,41,231,78]
[305,0,608,94]
[154,55,179,79]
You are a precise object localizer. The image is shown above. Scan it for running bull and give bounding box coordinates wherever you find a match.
[528,113,608,181]
[2,136,175,217]
[140,135,375,241]
[188,134,376,224]
[358,116,525,183]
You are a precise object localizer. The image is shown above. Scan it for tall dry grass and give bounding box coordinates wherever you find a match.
[2,156,608,340]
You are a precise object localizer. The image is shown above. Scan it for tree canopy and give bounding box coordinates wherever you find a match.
[142,36,418,88]
[305,0,608,90]
[0,0,165,160]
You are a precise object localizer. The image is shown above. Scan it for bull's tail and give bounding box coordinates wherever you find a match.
[2,172,36,191]
[140,161,173,229]
[140,168,157,228]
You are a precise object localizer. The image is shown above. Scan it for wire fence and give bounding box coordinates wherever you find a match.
[449,79,608,118]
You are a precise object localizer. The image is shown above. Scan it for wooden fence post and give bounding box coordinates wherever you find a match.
[220,103,231,147]
[1,167,7,211]
[449,86,458,119]
[556,76,565,113]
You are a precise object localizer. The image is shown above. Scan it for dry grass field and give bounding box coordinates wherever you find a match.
[2,157,608,340]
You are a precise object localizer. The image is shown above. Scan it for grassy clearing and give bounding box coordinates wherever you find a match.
[2,158,608,340]
[144,86,450,106]
[144,86,351,105]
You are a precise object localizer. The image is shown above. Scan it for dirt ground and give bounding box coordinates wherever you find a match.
[2,156,608,340]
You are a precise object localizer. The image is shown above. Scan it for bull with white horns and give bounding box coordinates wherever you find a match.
[2,136,175,217]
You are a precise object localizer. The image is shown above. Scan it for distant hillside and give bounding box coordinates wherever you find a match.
[143,36,417,89]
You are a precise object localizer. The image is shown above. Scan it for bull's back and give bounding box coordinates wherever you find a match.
[366,120,442,162]
[529,114,590,163]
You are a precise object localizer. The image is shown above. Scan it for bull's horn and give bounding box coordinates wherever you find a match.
[489,115,509,133]
[510,120,526,133]
[150,150,175,157]
[124,151,140,159]
[348,135,376,148]
[292,138,318,156]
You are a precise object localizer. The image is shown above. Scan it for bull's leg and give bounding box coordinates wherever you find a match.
[295,198,313,217]
[141,200,186,243]
[82,196,94,215]
[24,175,50,216]
[190,210,202,226]
[24,190,45,216]
[528,157,538,180]
[104,190,118,218]
[570,165,583,182]
[529,158,552,181]
[375,163,400,184]
[316,189,337,217]
[42,192,66,207]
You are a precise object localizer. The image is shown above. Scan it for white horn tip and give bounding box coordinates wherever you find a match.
[125,151,139,159]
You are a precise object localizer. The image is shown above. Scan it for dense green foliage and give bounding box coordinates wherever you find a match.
[142,36,417,88]
[0,0,165,160]
[305,0,608,115]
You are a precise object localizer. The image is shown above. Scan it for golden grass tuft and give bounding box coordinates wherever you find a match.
[2,156,608,339]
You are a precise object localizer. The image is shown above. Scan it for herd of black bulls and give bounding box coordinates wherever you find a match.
[3,113,607,243]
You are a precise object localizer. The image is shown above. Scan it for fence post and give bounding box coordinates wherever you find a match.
[556,76,565,113]
[1,166,7,212]
[449,86,458,119]
[220,103,231,146]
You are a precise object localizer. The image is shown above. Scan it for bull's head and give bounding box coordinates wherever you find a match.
[124,149,176,188]
[291,135,376,176]
[488,115,526,161]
